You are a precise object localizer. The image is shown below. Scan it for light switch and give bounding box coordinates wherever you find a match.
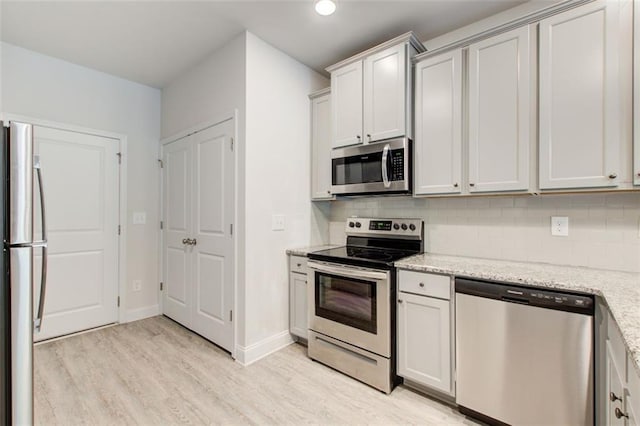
[551,216,569,237]
[133,212,146,225]
[272,215,285,231]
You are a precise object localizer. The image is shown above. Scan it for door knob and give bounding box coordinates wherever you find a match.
[610,391,622,402]
[615,408,628,419]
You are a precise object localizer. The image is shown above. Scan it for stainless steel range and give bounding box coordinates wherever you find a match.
[307,217,423,394]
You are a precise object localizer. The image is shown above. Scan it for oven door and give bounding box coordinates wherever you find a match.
[307,260,391,357]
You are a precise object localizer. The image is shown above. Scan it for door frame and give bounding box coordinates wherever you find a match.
[159,110,238,360]
[0,113,128,324]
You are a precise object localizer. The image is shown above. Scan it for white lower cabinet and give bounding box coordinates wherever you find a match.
[289,255,308,340]
[604,308,640,425]
[397,270,453,396]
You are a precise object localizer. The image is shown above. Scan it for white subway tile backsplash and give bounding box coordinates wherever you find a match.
[327,192,640,272]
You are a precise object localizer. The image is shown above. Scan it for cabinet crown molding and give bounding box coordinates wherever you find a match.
[326,31,426,72]
[308,87,331,99]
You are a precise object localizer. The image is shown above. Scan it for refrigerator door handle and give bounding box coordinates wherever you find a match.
[34,159,48,332]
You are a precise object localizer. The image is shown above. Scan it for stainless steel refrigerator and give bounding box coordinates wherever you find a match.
[2,121,48,424]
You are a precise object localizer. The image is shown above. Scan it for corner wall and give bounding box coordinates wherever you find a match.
[240,32,328,363]
[0,42,162,317]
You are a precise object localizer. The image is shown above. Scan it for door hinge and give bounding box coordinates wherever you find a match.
[117,296,120,307]
[117,152,122,164]
[158,159,164,168]
[230,137,234,152]
[230,224,233,235]
[229,310,233,322]
[118,225,121,235]
[160,282,163,291]
[160,221,164,230]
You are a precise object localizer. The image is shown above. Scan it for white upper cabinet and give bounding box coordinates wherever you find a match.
[539,0,621,190]
[468,26,532,193]
[363,44,406,143]
[328,32,425,149]
[414,49,463,195]
[634,1,640,186]
[331,61,363,149]
[310,89,333,200]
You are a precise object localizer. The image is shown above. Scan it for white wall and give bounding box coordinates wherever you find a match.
[329,193,640,273]
[241,32,328,360]
[0,42,162,316]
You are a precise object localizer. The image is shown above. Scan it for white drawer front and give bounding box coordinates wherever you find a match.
[398,270,451,300]
[290,256,307,274]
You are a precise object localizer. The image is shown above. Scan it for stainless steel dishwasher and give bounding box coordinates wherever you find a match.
[455,278,594,426]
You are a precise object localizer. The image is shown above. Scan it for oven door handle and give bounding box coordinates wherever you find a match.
[307,261,389,281]
[381,143,391,188]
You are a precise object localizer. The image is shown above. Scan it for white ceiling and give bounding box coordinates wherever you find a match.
[1,1,529,88]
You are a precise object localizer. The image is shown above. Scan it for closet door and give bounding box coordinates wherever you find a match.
[162,136,193,327]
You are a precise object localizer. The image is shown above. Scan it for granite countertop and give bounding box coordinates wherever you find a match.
[395,253,640,376]
[286,245,339,256]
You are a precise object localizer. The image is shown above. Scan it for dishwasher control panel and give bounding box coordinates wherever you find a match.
[456,278,594,315]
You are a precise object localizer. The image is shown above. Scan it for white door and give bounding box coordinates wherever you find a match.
[468,26,532,193]
[190,120,234,351]
[414,50,463,195]
[162,136,192,327]
[539,0,621,189]
[363,44,406,143]
[33,125,119,342]
[331,61,363,148]
[310,91,333,200]
[162,119,235,353]
[397,292,451,394]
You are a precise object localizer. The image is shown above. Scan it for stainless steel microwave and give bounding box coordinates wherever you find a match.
[331,137,411,196]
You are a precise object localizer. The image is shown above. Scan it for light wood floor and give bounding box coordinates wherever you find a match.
[35,316,477,425]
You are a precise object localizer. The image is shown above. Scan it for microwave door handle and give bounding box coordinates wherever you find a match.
[34,159,48,333]
[381,144,391,188]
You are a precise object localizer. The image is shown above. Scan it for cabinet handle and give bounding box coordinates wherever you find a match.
[637,172,640,177]
[182,238,189,245]
[367,134,371,141]
[356,135,361,141]
[609,173,618,179]
[453,183,458,188]
[469,182,475,187]
[615,408,629,419]
[398,299,403,304]
[327,190,331,194]
[297,263,302,267]
[419,282,425,288]
[610,392,622,402]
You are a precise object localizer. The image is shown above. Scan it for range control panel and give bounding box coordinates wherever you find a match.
[345,217,423,239]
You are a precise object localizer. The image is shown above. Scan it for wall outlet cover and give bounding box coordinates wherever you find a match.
[272,214,285,231]
[551,216,569,237]
[132,280,142,292]
[133,212,146,225]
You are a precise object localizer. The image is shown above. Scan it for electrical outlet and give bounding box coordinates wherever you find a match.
[551,216,569,237]
[272,215,285,231]
[132,280,142,292]
[133,212,146,225]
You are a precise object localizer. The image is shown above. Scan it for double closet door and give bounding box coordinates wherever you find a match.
[162,119,235,353]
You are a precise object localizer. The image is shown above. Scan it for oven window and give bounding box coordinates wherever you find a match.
[315,272,377,334]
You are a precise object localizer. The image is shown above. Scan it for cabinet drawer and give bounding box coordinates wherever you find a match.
[398,270,451,300]
[290,256,307,274]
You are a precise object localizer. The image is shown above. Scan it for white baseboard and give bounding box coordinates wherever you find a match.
[234,330,294,366]
[124,304,160,323]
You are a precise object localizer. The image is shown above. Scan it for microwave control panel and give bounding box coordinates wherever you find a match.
[390,150,404,181]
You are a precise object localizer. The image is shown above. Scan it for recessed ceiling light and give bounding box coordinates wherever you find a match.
[315,0,336,16]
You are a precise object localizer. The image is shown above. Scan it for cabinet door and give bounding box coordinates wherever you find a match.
[311,92,333,200]
[331,61,363,148]
[634,2,640,186]
[290,271,308,339]
[539,0,621,189]
[606,340,627,426]
[468,26,531,193]
[397,292,451,394]
[414,50,463,195]
[363,44,406,143]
